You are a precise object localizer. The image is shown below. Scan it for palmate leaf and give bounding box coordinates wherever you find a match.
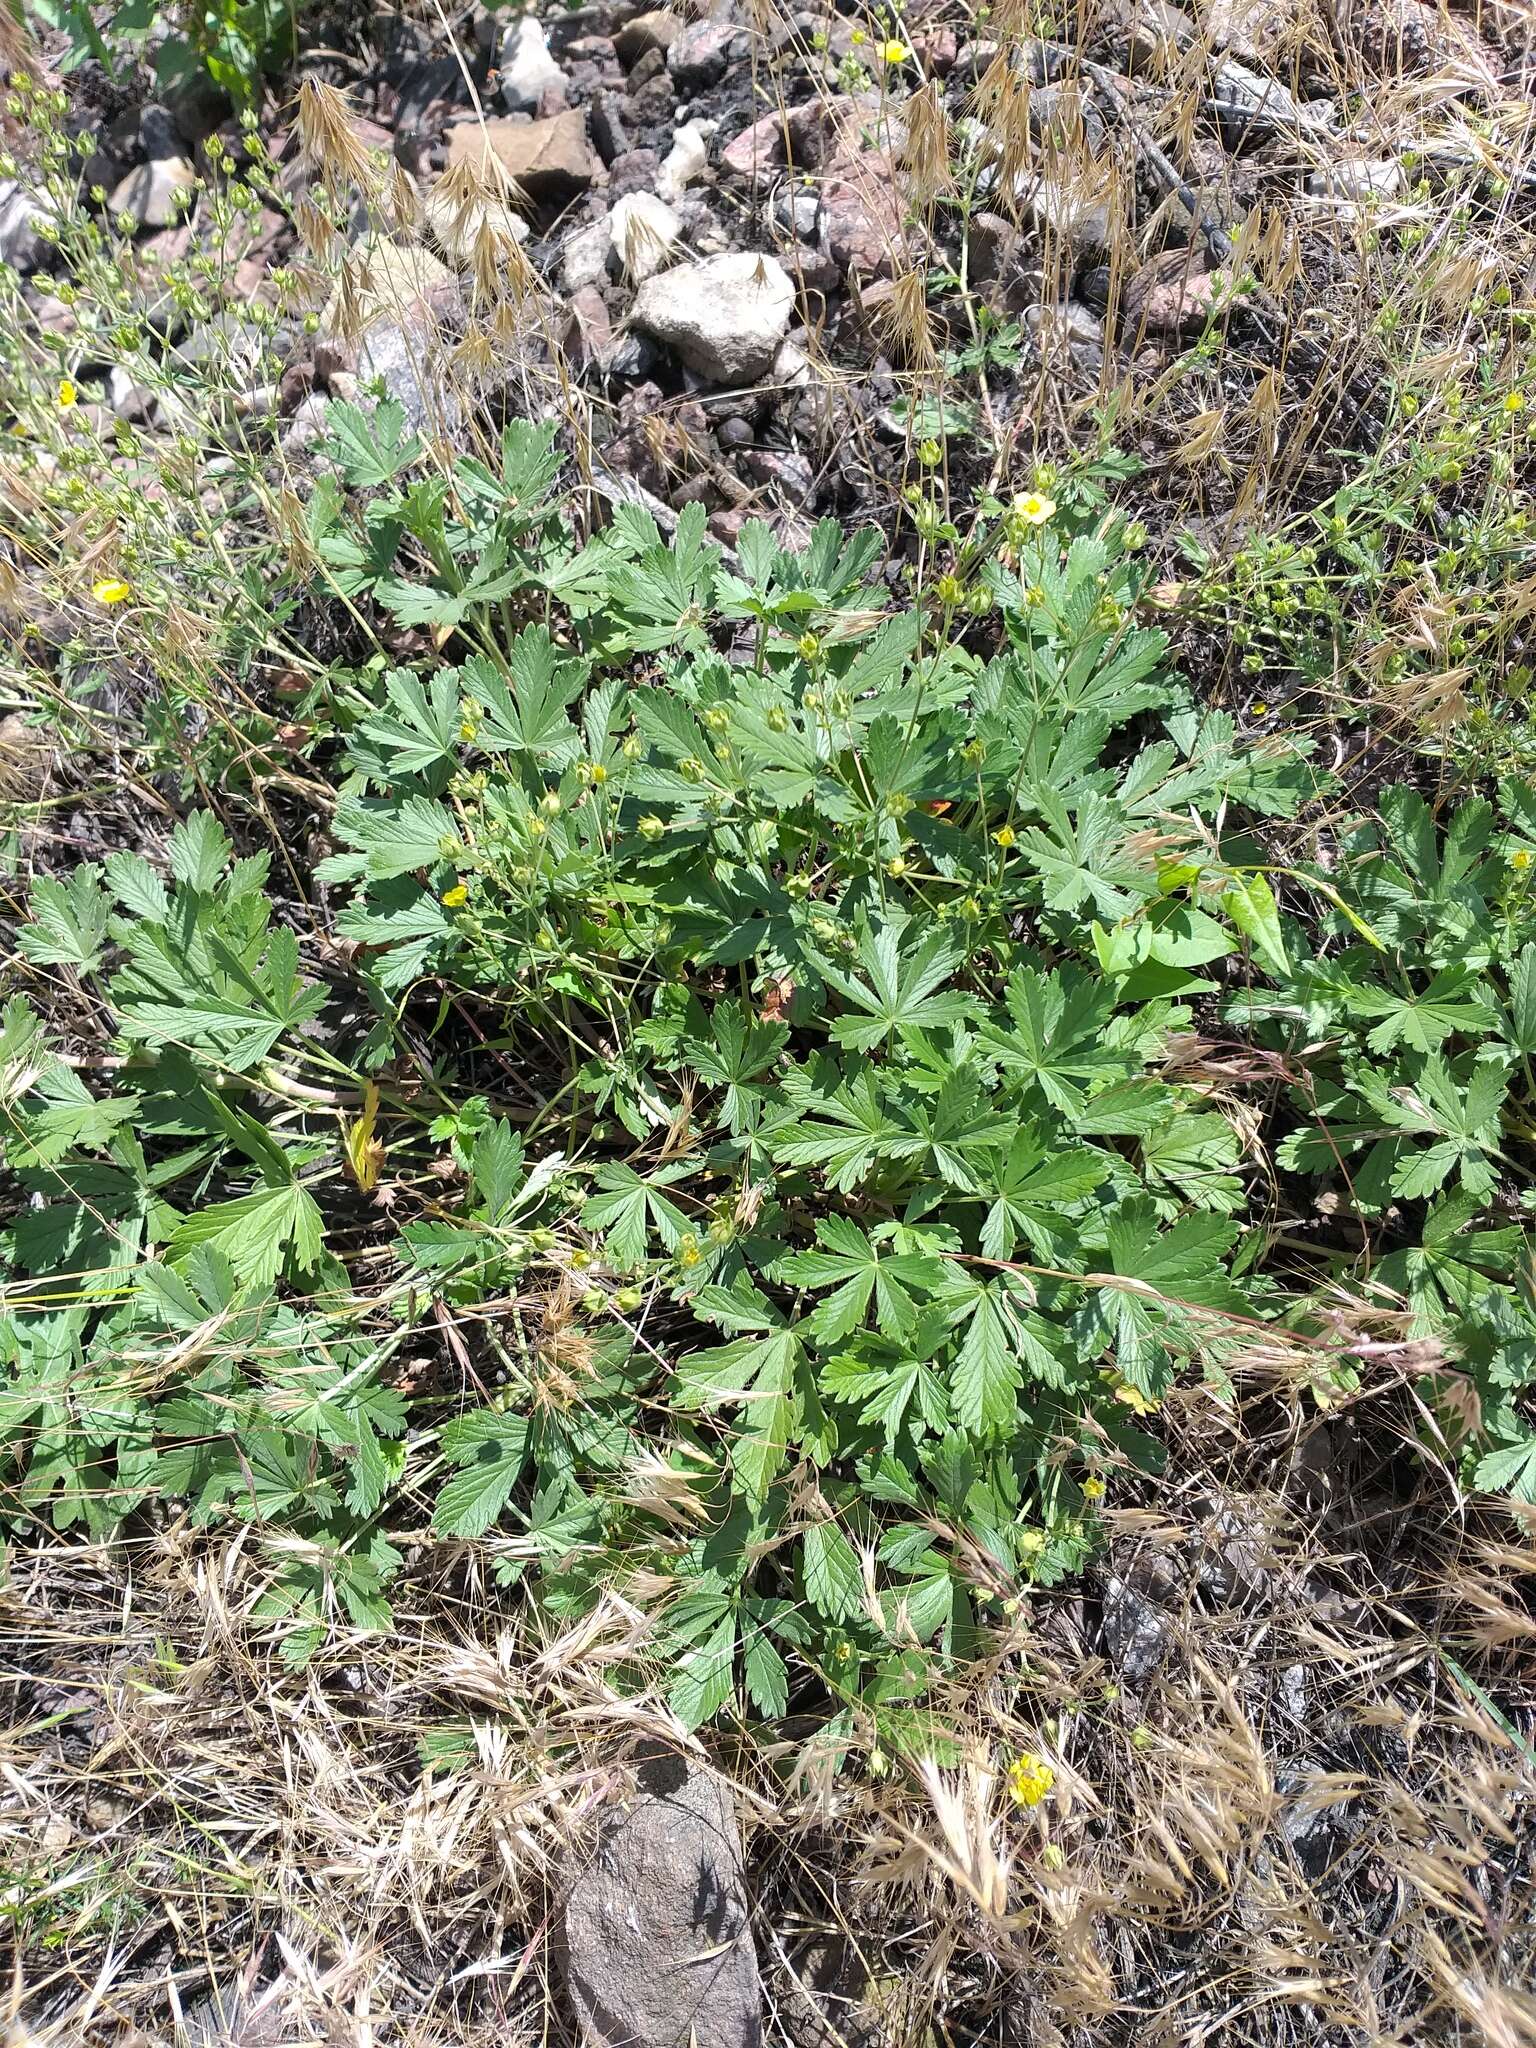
[1084,1200,1248,1395]
[770,1064,899,1191]
[166,1182,325,1287]
[319,397,421,488]
[977,1129,1108,1260]
[822,916,977,1051]
[19,867,111,973]
[349,667,463,781]
[802,1519,864,1621]
[982,964,1130,1114]
[434,1411,530,1536]
[469,631,584,764]
[779,1217,944,1343]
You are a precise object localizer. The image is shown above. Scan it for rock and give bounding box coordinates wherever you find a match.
[1100,1574,1173,1687]
[280,390,332,456]
[1022,174,1116,253]
[629,71,677,125]
[667,20,739,88]
[1306,156,1405,200]
[109,156,198,230]
[563,1748,762,2048]
[563,213,614,291]
[105,365,156,423]
[324,238,457,333]
[589,90,631,163]
[1276,1763,1357,1880]
[608,148,663,197]
[611,190,681,281]
[423,180,531,266]
[743,447,813,501]
[1211,53,1334,135]
[775,188,820,238]
[138,103,186,160]
[1127,256,1224,335]
[614,8,682,65]
[967,211,1018,283]
[444,111,602,204]
[914,24,958,71]
[716,414,754,449]
[1025,299,1104,369]
[564,283,613,364]
[657,119,712,200]
[356,318,460,437]
[632,250,795,383]
[501,16,568,111]
[817,113,907,276]
[722,111,787,184]
[0,180,56,272]
[772,335,813,389]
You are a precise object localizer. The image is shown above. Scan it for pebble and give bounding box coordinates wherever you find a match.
[632,249,795,384]
[610,190,681,281]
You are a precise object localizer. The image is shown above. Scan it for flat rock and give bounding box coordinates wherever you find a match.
[110,155,197,230]
[0,179,56,271]
[444,111,601,203]
[632,250,794,383]
[563,213,614,292]
[564,1748,761,2048]
[323,238,457,332]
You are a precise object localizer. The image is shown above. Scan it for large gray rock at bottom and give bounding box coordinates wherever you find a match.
[564,1748,761,2048]
[631,251,793,384]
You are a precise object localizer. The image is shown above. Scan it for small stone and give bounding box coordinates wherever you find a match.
[0,180,57,272]
[818,114,907,276]
[562,213,614,292]
[657,118,712,200]
[607,148,662,198]
[1024,299,1104,368]
[444,111,601,204]
[775,188,820,238]
[1022,174,1116,253]
[633,250,795,384]
[743,447,813,501]
[1130,263,1224,336]
[501,15,569,111]
[716,414,754,449]
[564,283,613,364]
[668,20,739,88]
[721,111,786,185]
[563,1749,762,2048]
[280,390,332,456]
[323,238,457,333]
[589,89,631,163]
[1306,156,1405,200]
[614,7,682,65]
[610,190,681,281]
[105,365,156,423]
[109,156,198,230]
[1101,1574,1172,1687]
[138,103,186,160]
[967,210,1018,283]
[423,180,530,265]
[771,335,813,389]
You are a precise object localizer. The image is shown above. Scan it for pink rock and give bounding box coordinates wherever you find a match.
[721,111,785,184]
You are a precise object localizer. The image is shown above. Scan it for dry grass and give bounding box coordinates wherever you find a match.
[4,1393,1532,2046]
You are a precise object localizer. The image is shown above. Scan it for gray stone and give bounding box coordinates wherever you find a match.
[1101,1574,1173,1687]
[667,20,739,88]
[109,155,197,230]
[0,180,57,272]
[1021,174,1115,253]
[423,181,531,266]
[280,390,333,457]
[610,190,681,281]
[563,213,614,292]
[775,189,820,238]
[138,102,186,160]
[564,1748,761,2048]
[105,365,156,423]
[632,250,794,383]
[614,8,682,66]
[501,15,568,112]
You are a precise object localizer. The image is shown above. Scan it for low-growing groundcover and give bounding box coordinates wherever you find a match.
[4,408,1536,1741]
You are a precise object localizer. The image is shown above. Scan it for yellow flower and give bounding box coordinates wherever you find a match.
[850,26,866,42]
[441,883,468,907]
[1512,848,1533,871]
[993,824,1016,849]
[1250,700,1268,717]
[1013,491,1057,526]
[57,377,77,408]
[1007,1752,1055,1808]
[881,37,910,61]
[1082,1476,1105,1502]
[1505,392,1526,414]
[92,578,131,605]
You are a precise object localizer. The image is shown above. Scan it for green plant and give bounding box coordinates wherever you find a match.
[20,0,296,110]
[6,394,1535,1731]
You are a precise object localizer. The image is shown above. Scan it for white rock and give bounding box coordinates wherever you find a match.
[610,190,681,281]
[656,118,714,201]
[1306,157,1405,200]
[109,155,197,230]
[500,16,567,112]
[1022,175,1115,253]
[424,179,530,266]
[771,335,813,389]
[631,250,795,383]
[562,214,612,293]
